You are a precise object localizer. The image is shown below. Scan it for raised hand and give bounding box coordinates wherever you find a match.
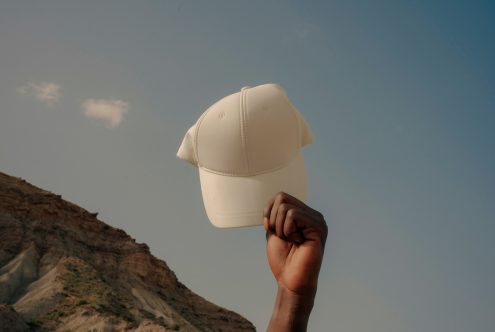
[263,191,327,332]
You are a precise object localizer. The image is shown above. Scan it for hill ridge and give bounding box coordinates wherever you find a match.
[0,171,255,331]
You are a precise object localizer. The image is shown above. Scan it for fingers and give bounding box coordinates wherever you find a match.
[264,202,302,243]
[263,191,305,218]
[263,191,327,244]
[275,202,291,240]
[284,208,304,244]
[263,191,300,230]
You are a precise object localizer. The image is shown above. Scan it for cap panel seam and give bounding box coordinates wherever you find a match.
[239,88,250,173]
[194,85,303,175]
[198,150,299,177]
[244,88,251,172]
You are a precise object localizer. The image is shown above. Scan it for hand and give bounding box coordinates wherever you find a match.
[263,191,328,296]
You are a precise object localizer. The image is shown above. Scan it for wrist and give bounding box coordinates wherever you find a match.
[267,285,316,332]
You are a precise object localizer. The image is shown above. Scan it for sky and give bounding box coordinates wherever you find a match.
[1,1,494,331]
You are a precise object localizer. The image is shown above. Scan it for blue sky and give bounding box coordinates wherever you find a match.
[1,1,494,330]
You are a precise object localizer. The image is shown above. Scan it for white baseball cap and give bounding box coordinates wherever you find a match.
[176,83,314,228]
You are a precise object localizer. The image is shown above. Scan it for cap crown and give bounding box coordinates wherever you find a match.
[177,83,314,176]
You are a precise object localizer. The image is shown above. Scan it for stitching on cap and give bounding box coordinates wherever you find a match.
[195,85,301,175]
[244,88,250,172]
[239,88,250,173]
[198,149,299,177]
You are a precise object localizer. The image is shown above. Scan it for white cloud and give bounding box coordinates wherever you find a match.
[17,82,61,106]
[81,98,129,129]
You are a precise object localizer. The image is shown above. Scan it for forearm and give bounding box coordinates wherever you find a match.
[267,286,316,332]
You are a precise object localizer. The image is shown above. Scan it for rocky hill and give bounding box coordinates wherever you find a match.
[0,171,256,331]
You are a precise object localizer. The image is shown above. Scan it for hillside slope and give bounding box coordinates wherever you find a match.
[0,171,256,332]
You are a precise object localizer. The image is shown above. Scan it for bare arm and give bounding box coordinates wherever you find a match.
[268,286,316,331]
[263,192,328,332]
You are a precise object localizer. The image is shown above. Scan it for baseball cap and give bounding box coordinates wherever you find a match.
[176,83,314,228]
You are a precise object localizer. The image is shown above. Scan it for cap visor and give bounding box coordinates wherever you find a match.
[198,152,308,228]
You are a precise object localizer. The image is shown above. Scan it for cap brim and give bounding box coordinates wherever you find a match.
[198,152,308,228]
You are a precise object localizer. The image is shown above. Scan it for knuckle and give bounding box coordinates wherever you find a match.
[310,207,323,218]
[319,213,327,226]
[311,208,325,224]
[278,203,289,212]
[321,221,329,237]
[286,208,296,218]
[275,191,287,202]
